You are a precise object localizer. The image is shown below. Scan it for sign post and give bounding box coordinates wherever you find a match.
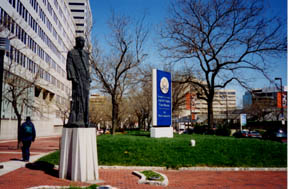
[151,69,173,138]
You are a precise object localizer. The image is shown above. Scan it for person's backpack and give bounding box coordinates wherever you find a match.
[24,123,33,135]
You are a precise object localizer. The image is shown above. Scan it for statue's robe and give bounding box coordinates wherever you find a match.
[66,48,90,127]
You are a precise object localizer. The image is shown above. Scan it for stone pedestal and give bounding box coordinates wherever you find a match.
[59,128,99,182]
[150,127,173,138]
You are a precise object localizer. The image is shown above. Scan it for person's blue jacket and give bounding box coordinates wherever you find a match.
[20,120,36,142]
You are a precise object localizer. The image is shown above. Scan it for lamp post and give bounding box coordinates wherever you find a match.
[275,77,283,120]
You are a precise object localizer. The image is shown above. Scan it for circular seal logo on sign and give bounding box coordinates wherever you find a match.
[160,77,169,94]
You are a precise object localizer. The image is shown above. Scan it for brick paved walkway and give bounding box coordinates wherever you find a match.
[0,137,59,162]
[0,167,286,189]
[98,169,287,189]
[0,137,287,189]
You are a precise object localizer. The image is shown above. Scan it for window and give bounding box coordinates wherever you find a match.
[16,50,20,64]
[35,86,41,97]
[73,16,84,19]
[76,23,84,26]
[28,59,33,72]
[9,46,14,61]
[76,30,84,33]
[69,2,85,6]
[71,9,85,12]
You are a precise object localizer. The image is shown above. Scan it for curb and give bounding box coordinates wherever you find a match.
[27,185,117,189]
[99,165,167,170]
[99,165,287,171]
[179,167,287,171]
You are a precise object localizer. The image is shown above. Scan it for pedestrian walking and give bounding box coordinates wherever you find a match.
[19,116,36,162]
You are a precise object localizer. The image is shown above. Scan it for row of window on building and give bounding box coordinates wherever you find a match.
[33,0,68,54]
[0,7,66,78]
[7,0,66,63]
[32,0,75,49]
[5,45,69,95]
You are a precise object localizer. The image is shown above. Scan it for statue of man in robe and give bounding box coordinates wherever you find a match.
[66,36,91,127]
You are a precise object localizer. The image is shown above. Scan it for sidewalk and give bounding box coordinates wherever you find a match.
[0,137,287,189]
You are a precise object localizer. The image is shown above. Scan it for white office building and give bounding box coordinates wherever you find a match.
[68,0,92,36]
[178,89,237,123]
[0,0,92,139]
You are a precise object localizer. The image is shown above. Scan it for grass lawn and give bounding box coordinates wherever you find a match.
[38,131,287,168]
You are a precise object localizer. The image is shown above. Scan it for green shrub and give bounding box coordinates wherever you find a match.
[205,129,216,135]
[141,170,164,181]
[193,125,207,134]
[216,125,231,136]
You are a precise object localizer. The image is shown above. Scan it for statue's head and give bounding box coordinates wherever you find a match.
[75,36,85,49]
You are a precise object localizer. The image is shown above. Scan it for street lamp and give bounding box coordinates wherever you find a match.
[275,77,283,120]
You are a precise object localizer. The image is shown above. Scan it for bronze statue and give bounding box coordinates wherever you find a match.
[66,36,91,127]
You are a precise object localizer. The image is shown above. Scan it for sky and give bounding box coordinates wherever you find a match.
[89,0,287,108]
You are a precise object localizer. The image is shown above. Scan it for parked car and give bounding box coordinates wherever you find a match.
[262,129,287,143]
[248,131,262,138]
[233,130,249,138]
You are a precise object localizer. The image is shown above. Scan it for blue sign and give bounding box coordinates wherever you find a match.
[240,114,247,126]
[152,69,172,126]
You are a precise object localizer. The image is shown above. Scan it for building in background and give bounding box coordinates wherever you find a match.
[242,87,287,121]
[0,0,92,139]
[243,87,277,108]
[67,0,92,50]
[243,91,253,108]
[177,89,237,125]
[68,0,92,35]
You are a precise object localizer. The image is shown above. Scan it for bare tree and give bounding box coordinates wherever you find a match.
[1,16,46,146]
[118,97,136,130]
[160,0,286,128]
[129,82,152,131]
[171,72,191,115]
[55,100,70,126]
[244,103,274,121]
[89,96,111,129]
[3,57,41,147]
[91,13,148,135]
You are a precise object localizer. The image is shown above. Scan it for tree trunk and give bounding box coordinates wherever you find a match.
[111,97,119,135]
[12,99,22,149]
[137,115,141,130]
[17,114,22,149]
[207,99,214,129]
